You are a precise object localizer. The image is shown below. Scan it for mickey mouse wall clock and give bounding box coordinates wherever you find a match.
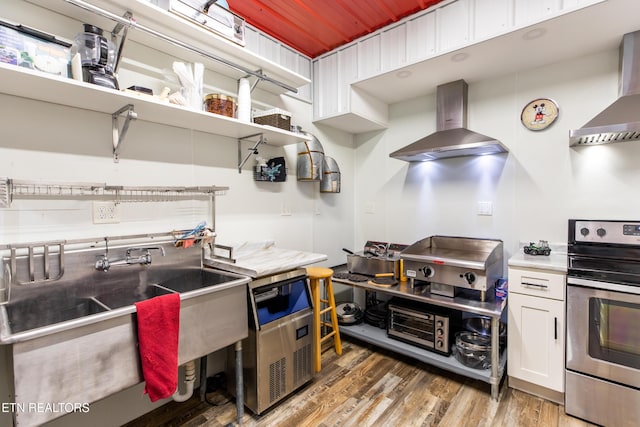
[521,98,559,131]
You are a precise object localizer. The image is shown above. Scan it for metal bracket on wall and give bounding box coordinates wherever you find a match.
[112,104,137,163]
[239,72,261,94]
[110,11,133,74]
[237,133,266,174]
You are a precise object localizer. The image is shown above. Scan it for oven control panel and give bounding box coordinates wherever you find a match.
[573,220,640,245]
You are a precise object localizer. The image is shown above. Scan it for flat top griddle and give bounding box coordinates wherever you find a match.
[401,236,503,270]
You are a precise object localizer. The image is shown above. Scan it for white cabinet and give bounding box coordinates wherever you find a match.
[314,52,338,118]
[436,0,471,52]
[514,0,560,26]
[313,44,388,133]
[357,34,381,79]
[244,24,312,101]
[473,0,512,40]
[381,24,407,72]
[338,45,359,112]
[508,266,566,401]
[406,11,436,63]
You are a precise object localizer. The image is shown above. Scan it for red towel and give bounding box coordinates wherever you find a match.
[135,293,181,402]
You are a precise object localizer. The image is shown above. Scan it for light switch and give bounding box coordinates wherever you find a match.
[477,201,493,216]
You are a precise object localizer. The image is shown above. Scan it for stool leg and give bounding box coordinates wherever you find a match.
[311,279,322,372]
[326,277,342,355]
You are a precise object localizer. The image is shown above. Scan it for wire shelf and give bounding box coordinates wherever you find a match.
[0,178,227,206]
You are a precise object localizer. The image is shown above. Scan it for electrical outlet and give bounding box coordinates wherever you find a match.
[280,202,292,216]
[365,202,375,214]
[93,201,121,224]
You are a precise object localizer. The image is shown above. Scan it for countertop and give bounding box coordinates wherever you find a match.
[204,240,327,278]
[507,242,567,273]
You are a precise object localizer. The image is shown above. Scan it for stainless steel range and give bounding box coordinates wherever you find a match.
[401,236,504,301]
[566,220,640,427]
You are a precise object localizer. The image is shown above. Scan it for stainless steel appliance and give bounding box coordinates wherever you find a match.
[389,80,508,162]
[401,236,504,301]
[227,268,313,415]
[566,219,640,427]
[569,31,640,146]
[387,298,460,355]
[345,241,406,277]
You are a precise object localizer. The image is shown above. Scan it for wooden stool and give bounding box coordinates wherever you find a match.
[307,266,342,372]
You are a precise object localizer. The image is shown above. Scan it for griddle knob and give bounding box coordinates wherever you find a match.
[596,227,607,237]
[463,272,476,285]
[421,266,434,278]
[580,227,590,236]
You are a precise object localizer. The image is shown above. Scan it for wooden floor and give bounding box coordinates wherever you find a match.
[126,338,595,427]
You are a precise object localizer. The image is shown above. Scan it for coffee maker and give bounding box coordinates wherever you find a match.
[73,24,119,89]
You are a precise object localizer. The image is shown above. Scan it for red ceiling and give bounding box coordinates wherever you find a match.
[228,0,445,58]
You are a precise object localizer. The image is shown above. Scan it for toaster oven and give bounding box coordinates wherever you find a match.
[387,298,460,355]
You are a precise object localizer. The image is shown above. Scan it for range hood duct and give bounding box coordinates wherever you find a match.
[570,30,640,146]
[389,79,507,162]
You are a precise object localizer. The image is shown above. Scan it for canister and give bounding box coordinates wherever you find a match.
[204,93,236,117]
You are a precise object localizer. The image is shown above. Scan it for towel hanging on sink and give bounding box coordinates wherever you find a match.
[135,293,181,402]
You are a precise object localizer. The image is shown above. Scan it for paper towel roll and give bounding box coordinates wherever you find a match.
[237,78,251,122]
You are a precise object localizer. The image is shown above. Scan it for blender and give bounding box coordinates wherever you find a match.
[73,24,119,89]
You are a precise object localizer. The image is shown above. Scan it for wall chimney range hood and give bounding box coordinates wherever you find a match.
[570,30,640,146]
[389,79,507,162]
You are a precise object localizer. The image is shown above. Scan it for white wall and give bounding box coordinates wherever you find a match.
[0,2,355,426]
[354,47,640,262]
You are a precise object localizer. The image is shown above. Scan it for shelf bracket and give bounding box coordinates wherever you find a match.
[111,11,133,74]
[237,133,266,174]
[240,71,262,94]
[112,104,137,163]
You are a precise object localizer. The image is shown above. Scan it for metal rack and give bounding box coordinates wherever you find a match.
[0,178,227,203]
[0,177,227,228]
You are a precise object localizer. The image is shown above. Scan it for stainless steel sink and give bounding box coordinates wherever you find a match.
[0,238,250,426]
[156,268,241,293]
[95,284,175,309]
[4,295,110,334]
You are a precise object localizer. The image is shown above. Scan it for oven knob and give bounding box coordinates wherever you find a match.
[463,272,476,284]
[421,266,434,278]
[580,227,590,236]
[597,227,607,237]
[436,320,444,328]
[437,328,444,336]
[436,340,444,348]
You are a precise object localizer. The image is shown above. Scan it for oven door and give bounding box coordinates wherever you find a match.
[567,277,640,388]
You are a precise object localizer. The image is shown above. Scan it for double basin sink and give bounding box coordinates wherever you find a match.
[0,241,250,426]
[2,267,243,337]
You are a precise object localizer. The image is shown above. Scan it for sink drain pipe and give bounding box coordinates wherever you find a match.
[173,360,196,402]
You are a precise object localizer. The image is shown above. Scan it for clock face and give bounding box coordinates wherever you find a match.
[521,98,559,131]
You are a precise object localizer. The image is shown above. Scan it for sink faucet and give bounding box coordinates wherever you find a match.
[95,246,166,272]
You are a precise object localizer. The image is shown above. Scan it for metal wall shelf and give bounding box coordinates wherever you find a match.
[0,178,228,208]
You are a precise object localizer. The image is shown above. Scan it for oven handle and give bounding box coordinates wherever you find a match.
[567,277,640,295]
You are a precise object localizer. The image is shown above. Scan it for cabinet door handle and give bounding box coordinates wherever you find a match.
[554,317,558,340]
[522,282,548,289]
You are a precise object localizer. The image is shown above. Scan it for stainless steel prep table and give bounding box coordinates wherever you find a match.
[332,265,507,400]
